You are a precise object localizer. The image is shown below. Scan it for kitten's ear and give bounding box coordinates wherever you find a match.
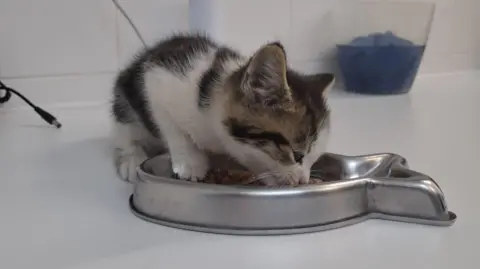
[304,73,335,102]
[241,43,293,108]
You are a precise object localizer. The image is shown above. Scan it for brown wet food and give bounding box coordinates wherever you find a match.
[202,168,324,186]
[203,169,257,185]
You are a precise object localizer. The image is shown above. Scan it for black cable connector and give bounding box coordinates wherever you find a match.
[0,80,62,128]
[34,106,62,128]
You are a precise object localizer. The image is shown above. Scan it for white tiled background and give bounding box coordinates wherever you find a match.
[0,0,478,108]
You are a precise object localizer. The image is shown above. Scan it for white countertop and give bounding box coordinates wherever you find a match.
[1,72,479,269]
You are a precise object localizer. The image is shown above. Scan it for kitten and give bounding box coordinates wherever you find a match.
[112,33,334,185]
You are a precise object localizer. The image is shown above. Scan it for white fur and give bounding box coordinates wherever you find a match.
[114,49,332,184]
[113,123,148,182]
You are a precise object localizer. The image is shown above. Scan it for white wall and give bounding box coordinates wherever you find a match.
[0,0,478,107]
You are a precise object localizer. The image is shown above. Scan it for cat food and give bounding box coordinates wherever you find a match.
[202,169,323,186]
[203,169,256,185]
[337,31,425,95]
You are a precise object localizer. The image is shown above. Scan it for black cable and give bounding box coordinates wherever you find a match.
[112,0,147,48]
[0,0,137,129]
[0,80,62,128]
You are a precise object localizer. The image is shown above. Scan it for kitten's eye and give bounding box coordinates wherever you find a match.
[293,151,304,163]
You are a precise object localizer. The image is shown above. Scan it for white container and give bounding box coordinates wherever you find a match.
[188,0,291,56]
[188,0,223,41]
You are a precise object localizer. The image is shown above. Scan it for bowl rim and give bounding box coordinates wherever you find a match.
[135,152,416,194]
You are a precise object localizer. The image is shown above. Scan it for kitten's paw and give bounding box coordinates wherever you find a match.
[172,155,209,182]
[114,147,147,183]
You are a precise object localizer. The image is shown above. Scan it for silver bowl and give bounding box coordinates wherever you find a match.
[129,153,456,235]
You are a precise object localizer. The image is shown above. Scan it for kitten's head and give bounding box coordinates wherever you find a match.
[222,42,334,185]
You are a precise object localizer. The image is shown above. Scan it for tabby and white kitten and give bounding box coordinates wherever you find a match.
[112,34,334,185]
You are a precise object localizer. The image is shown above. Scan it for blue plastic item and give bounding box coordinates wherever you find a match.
[337,31,425,95]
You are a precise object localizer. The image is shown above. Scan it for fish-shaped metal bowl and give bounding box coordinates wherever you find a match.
[129,153,456,235]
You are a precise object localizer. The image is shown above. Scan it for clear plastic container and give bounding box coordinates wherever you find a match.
[333,1,435,94]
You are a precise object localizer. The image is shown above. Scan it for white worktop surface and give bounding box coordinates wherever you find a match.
[1,72,479,269]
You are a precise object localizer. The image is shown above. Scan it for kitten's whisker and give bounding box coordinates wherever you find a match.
[243,172,281,185]
[251,171,285,180]
[310,169,328,173]
[248,171,298,186]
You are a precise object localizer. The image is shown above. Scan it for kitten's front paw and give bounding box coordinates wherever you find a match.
[172,156,208,182]
[115,147,147,183]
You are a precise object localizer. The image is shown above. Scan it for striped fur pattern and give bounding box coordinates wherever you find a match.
[112,33,335,185]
